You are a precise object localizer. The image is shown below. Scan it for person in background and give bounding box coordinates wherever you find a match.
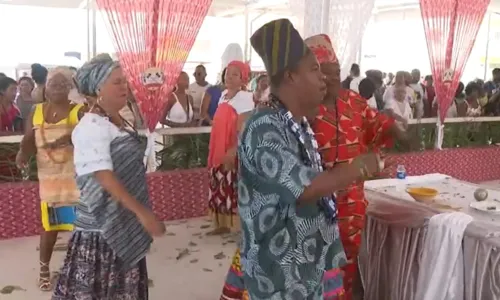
[365,69,384,110]
[348,63,362,92]
[474,78,488,108]
[207,60,253,236]
[52,53,164,299]
[16,76,35,120]
[189,65,211,117]
[120,87,145,130]
[484,68,500,99]
[160,71,195,127]
[0,72,6,78]
[359,77,378,109]
[16,67,84,292]
[31,63,48,103]
[386,72,395,85]
[433,81,466,118]
[409,69,425,118]
[252,73,269,104]
[464,81,482,117]
[424,75,435,117]
[383,71,415,110]
[0,76,22,131]
[199,68,226,125]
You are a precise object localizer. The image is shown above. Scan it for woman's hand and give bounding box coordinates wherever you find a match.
[354,152,384,177]
[15,150,29,169]
[136,208,166,237]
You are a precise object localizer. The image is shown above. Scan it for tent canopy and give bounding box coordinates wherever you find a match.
[3,0,498,16]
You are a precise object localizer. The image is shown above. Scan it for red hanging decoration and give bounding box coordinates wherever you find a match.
[419,0,490,121]
[96,0,213,131]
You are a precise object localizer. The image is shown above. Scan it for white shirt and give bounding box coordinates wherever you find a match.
[386,99,413,123]
[189,82,211,112]
[349,76,363,93]
[409,83,425,118]
[383,86,416,109]
[219,90,254,114]
[72,113,128,176]
[367,96,378,110]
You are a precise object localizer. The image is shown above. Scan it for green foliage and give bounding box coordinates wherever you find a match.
[156,133,210,170]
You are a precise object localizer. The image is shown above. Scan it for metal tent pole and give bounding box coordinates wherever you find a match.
[92,0,97,58]
[87,0,91,60]
[483,12,492,81]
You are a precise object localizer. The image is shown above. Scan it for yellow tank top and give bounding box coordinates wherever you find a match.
[33,103,83,126]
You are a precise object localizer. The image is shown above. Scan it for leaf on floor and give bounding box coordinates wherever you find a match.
[226,240,236,243]
[214,252,226,260]
[176,248,190,260]
[192,232,202,236]
[166,232,176,236]
[0,286,25,294]
[190,259,199,263]
[188,241,197,247]
[200,224,211,229]
[53,243,68,252]
[202,268,213,272]
[148,279,154,287]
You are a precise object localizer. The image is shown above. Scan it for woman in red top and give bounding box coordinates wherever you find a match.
[305,34,409,300]
[0,76,21,132]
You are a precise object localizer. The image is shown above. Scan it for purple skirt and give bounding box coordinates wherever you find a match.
[52,231,148,300]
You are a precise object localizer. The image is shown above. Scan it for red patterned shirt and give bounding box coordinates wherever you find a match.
[312,89,394,255]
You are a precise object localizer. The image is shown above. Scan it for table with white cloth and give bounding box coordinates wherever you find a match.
[358,174,500,300]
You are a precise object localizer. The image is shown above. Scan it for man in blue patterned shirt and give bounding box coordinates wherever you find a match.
[237,19,383,300]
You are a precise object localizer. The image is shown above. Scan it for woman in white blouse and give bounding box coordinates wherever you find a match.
[52,54,165,299]
[207,60,253,235]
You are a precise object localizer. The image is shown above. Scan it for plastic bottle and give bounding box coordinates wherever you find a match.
[396,164,406,179]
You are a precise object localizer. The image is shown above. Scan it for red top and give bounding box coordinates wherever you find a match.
[0,104,20,132]
[207,102,238,168]
[312,89,394,254]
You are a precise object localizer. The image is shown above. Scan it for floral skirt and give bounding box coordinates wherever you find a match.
[52,231,148,300]
[220,248,344,300]
[208,165,239,229]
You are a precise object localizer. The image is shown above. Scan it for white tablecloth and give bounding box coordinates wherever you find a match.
[359,173,500,300]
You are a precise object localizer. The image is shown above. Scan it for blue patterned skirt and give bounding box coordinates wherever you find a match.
[52,231,148,300]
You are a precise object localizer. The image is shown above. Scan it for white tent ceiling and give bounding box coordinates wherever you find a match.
[1,0,499,16]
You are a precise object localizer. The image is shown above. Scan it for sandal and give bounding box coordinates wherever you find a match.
[38,261,52,292]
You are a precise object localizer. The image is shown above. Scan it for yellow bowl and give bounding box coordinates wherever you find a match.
[406,187,439,203]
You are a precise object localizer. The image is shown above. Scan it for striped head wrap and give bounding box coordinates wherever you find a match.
[75,53,120,97]
[304,34,338,64]
[250,18,308,77]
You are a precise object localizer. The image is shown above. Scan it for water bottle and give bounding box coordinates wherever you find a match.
[396,164,406,179]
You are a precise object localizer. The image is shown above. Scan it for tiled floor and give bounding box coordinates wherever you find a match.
[0,217,237,300]
[2,180,500,299]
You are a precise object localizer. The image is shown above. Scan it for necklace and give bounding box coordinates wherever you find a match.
[267,94,337,221]
[39,103,73,164]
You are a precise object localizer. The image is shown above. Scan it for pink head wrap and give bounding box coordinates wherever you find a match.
[227,60,251,84]
[304,34,338,64]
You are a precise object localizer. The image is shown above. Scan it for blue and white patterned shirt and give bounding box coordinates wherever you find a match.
[238,108,346,300]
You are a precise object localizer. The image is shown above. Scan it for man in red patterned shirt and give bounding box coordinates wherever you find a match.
[305,34,410,300]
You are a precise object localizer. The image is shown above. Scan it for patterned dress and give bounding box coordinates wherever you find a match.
[237,108,346,299]
[33,103,82,231]
[52,114,152,299]
[313,89,394,299]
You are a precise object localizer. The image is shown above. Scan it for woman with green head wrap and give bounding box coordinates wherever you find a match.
[52,54,165,300]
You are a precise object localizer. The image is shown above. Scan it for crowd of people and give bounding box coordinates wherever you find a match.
[0,15,499,300]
